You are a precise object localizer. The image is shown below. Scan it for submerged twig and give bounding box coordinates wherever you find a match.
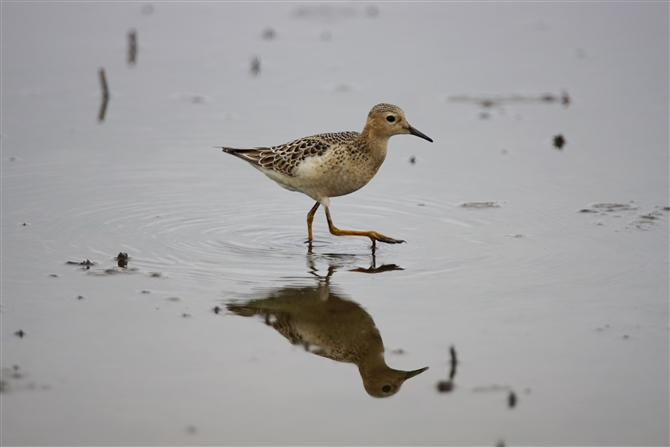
[250,56,261,77]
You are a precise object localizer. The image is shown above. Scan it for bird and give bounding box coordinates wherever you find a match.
[226,282,429,397]
[218,103,433,246]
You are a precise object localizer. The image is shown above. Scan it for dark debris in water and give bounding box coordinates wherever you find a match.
[77,252,147,275]
[437,345,458,393]
[553,134,566,150]
[460,201,501,209]
[508,391,517,408]
[116,252,129,268]
[437,380,454,392]
[349,263,403,274]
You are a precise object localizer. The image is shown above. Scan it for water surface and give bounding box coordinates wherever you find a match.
[2,2,668,445]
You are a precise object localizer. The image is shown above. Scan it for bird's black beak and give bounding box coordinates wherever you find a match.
[404,366,429,380]
[407,125,433,143]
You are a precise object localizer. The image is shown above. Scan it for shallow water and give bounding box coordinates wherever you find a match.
[2,2,669,446]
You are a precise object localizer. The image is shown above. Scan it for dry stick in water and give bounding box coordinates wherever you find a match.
[98,68,109,122]
[128,29,137,65]
[99,68,109,99]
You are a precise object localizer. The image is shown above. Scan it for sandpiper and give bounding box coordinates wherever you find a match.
[219,103,433,246]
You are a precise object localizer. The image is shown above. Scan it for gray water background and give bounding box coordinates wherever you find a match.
[2,2,668,445]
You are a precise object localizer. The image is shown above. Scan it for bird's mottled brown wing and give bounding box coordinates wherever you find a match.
[221,131,360,176]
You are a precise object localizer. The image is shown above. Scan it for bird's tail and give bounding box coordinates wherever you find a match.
[217,146,263,165]
[217,146,239,154]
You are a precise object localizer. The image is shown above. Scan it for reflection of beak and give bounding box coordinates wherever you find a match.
[407,125,433,143]
[404,366,429,380]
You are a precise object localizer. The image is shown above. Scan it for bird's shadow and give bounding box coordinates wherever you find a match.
[223,264,426,398]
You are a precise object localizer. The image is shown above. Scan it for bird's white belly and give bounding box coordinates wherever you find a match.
[252,145,386,205]
[290,156,378,200]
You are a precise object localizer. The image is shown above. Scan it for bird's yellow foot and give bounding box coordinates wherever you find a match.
[368,232,405,244]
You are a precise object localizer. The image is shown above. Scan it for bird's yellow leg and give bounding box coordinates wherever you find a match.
[323,206,405,245]
[306,202,320,242]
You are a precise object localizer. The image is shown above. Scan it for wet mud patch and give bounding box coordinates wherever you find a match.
[71,252,163,276]
[65,259,97,271]
[86,267,140,276]
[579,202,639,214]
[0,365,49,393]
[448,91,570,107]
[170,93,209,104]
[291,4,376,20]
[625,208,668,231]
[460,201,502,209]
[84,267,164,278]
[66,259,96,266]
[447,90,570,120]
[578,202,669,231]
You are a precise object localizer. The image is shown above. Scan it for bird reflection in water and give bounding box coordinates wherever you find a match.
[226,271,428,398]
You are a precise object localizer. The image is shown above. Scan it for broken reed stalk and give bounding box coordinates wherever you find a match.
[98,68,109,100]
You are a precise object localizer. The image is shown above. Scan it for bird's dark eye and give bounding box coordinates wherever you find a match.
[382,385,392,393]
[386,116,395,123]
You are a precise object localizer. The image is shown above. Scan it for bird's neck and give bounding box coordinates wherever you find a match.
[358,128,389,165]
[357,352,389,376]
